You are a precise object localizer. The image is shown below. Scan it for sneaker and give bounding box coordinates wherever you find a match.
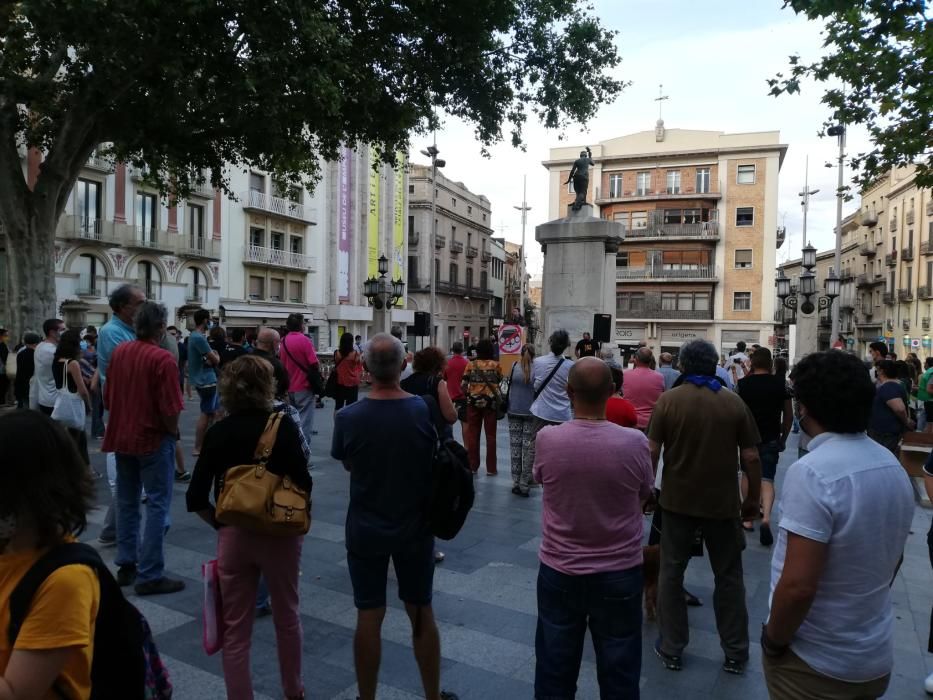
[722,657,746,675]
[116,565,137,587]
[654,638,682,671]
[511,486,521,495]
[759,523,774,547]
[174,470,191,482]
[97,535,117,548]
[434,550,446,564]
[924,670,933,694]
[516,489,530,498]
[134,577,186,596]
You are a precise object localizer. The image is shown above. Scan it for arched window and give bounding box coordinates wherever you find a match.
[137,261,161,300]
[75,253,107,297]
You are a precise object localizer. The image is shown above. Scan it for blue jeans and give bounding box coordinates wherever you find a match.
[289,390,315,438]
[115,436,175,583]
[535,562,643,700]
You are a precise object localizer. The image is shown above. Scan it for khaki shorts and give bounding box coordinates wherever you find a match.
[763,648,889,700]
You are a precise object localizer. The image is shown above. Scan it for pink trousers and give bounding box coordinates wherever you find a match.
[217,526,304,700]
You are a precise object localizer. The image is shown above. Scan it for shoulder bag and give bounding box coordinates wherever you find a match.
[282,336,324,395]
[215,412,311,537]
[533,357,566,400]
[5,349,16,380]
[323,352,345,400]
[51,360,87,430]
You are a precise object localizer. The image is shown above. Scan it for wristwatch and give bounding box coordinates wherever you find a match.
[760,625,789,658]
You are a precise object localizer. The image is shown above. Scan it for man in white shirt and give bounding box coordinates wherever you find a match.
[34,318,65,414]
[762,351,914,699]
[726,341,750,385]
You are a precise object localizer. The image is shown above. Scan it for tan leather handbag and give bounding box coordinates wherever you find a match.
[215,412,311,536]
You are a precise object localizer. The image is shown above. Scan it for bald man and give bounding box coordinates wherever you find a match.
[624,347,665,430]
[253,327,290,400]
[532,357,654,698]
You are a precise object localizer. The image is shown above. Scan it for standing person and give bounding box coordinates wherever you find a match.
[868,341,888,383]
[831,333,846,350]
[657,352,681,391]
[605,367,638,429]
[103,302,185,595]
[333,332,363,411]
[280,313,321,443]
[97,285,146,385]
[918,357,933,433]
[461,339,503,476]
[34,319,65,415]
[574,332,599,359]
[331,334,459,700]
[399,347,458,434]
[727,341,751,385]
[187,356,311,700]
[13,332,40,409]
[444,341,469,423]
[51,329,92,465]
[624,347,665,431]
[208,325,227,363]
[0,328,9,405]
[528,330,574,470]
[354,335,364,354]
[188,309,220,457]
[868,359,913,455]
[253,327,290,400]
[0,411,99,700]
[737,347,792,547]
[533,358,654,698]
[506,344,537,497]
[762,352,914,700]
[221,327,250,367]
[648,339,762,674]
[82,331,105,439]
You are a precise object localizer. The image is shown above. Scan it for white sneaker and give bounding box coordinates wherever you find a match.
[924,670,933,695]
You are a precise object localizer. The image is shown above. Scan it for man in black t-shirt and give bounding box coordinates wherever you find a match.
[737,347,792,547]
[574,332,600,358]
[220,327,250,367]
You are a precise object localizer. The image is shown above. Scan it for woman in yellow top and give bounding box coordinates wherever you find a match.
[461,338,504,475]
[0,411,98,700]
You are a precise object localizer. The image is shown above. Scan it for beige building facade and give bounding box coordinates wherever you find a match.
[543,124,787,359]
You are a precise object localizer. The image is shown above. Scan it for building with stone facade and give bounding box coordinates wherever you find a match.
[543,124,787,360]
[407,164,495,350]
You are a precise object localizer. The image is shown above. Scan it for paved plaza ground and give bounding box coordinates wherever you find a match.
[81,396,933,699]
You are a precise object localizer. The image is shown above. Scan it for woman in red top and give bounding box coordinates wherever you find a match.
[333,332,363,411]
[605,366,638,428]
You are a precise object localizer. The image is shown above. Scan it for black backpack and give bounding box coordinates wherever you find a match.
[8,542,173,700]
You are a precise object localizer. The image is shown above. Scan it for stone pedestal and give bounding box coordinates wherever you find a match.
[794,308,819,362]
[535,204,625,346]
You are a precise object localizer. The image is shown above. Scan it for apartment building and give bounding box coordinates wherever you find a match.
[407,164,495,350]
[544,125,787,359]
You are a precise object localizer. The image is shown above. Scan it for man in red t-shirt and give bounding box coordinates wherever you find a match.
[444,341,470,420]
[103,301,185,596]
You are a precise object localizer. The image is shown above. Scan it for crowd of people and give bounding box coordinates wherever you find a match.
[0,291,926,700]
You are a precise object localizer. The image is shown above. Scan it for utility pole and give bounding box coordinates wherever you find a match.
[513,175,531,320]
[419,142,445,346]
[799,157,819,253]
[827,124,846,343]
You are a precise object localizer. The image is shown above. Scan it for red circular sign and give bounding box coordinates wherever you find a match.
[499,325,522,354]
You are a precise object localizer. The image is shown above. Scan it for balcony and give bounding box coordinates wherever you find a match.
[434,281,493,299]
[885,251,897,266]
[899,288,914,302]
[886,319,895,331]
[190,181,215,199]
[75,283,102,298]
[861,208,879,227]
[434,235,446,249]
[184,289,205,304]
[907,209,915,225]
[618,304,713,321]
[56,216,121,245]
[625,220,719,242]
[138,280,161,301]
[890,217,898,232]
[466,246,478,258]
[409,231,420,246]
[84,155,114,173]
[596,186,721,205]
[902,246,915,262]
[128,226,174,254]
[616,264,718,283]
[921,285,933,300]
[839,298,856,311]
[856,313,877,327]
[922,241,933,257]
[902,319,912,331]
[927,200,933,217]
[924,318,931,331]
[130,164,153,181]
[858,243,876,257]
[244,245,317,272]
[450,240,463,254]
[176,237,221,261]
[883,291,895,305]
[241,190,315,224]
[839,267,854,280]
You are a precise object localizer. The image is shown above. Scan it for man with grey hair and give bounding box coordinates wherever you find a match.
[648,339,762,674]
[624,346,664,430]
[658,352,681,391]
[331,333,459,700]
[102,301,185,596]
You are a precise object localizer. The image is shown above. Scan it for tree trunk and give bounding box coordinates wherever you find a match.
[5,206,58,343]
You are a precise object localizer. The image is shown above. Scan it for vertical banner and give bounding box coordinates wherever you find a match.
[367,146,380,278]
[392,151,406,307]
[338,147,352,302]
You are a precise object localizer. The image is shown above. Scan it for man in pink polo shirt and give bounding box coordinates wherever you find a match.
[624,346,665,430]
[532,357,654,698]
[279,312,321,442]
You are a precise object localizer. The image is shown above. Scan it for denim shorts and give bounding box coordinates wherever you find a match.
[758,439,782,482]
[347,535,435,610]
[196,385,218,415]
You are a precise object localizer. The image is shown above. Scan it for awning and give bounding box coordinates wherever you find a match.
[218,301,310,322]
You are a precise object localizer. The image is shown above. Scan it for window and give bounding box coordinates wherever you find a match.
[661,293,677,310]
[186,268,202,301]
[694,293,710,311]
[927,261,933,285]
[434,258,440,284]
[906,267,913,289]
[289,280,302,303]
[451,197,457,208]
[609,174,623,198]
[75,179,101,234]
[663,209,682,225]
[733,292,752,311]
[666,171,681,194]
[696,168,711,194]
[735,249,753,269]
[408,256,419,286]
[269,278,284,302]
[612,211,628,224]
[631,211,647,230]
[616,292,645,312]
[616,252,629,268]
[290,236,302,254]
[271,231,284,250]
[683,208,701,224]
[735,207,754,226]
[135,192,158,243]
[249,228,264,248]
[188,204,204,249]
[75,254,104,295]
[249,172,264,193]
[408,215,415,239]
[466,268,474,289]
[249,275,264,300]
[467,205,472,214]
[408,184,414,194]
[449,263,458,285]
[138,261,161,300]
[737,165,756,184]
[636,172,650,196]
[482,213,486,221]
[480,270,488,290]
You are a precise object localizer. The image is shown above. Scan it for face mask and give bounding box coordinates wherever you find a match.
[0,512,16,541]
[798,413,814,438]
[80,340,88,351]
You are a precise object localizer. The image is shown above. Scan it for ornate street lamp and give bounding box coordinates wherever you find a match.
[363,257,405,311]
[776,264,839,316]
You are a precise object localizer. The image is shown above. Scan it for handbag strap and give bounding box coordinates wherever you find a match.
[59,360,76,397]
[253,412,284,463]
[534,357,565,400]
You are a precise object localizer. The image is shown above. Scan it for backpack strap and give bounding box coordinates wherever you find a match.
[8,542,102,646]
[253,412,284,463]
[534,357,566,400]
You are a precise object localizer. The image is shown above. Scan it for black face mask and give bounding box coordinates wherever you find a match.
[798,413,814,438]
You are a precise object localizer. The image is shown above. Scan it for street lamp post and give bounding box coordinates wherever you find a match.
[513,175,531,322]
[420,144,446,346]
[776,245,840,358]
[826,124,846,343]
[363,254,405,334]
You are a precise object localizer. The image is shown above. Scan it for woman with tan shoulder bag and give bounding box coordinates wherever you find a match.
[186,355,311,700]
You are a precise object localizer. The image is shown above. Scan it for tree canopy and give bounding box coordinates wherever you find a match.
[769,0,932,188]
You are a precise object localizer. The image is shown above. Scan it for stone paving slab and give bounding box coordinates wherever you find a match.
[79,397,933,698]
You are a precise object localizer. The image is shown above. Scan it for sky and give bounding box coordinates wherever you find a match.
[409,0,870,278]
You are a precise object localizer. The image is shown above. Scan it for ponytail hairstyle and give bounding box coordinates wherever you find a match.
[520,344,536,383]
